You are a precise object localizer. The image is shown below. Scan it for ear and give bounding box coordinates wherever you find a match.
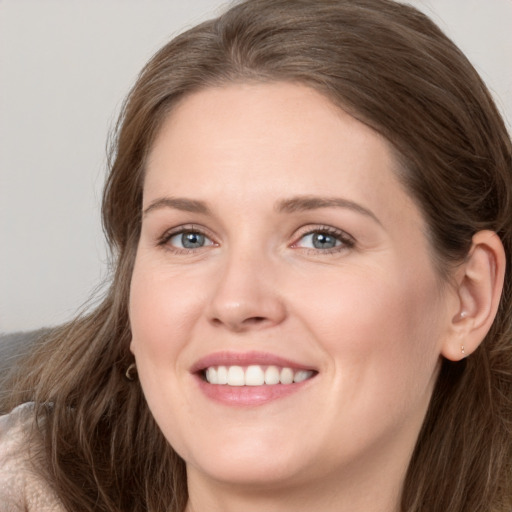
[441,230,506,361]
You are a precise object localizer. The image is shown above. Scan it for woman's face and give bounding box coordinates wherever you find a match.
[130,83,456,494]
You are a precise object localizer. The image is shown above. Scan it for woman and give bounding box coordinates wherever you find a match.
[1,0,511,511]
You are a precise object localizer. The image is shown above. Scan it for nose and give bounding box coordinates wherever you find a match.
[207,250,287,332]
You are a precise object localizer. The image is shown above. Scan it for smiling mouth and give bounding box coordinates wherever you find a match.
[202,365,317,386]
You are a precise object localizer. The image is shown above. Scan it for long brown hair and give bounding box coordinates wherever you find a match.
[4,1,512,510]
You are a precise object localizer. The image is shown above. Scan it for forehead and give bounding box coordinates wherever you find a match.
[145,82,420,226]
[147,84,399,192]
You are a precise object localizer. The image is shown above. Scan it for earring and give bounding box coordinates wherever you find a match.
[460,311,468,319]
[461,345,466,356]
[125,362,137,381]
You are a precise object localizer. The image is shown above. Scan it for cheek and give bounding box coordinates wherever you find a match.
[129,257,205,361]
[295,263,444,398]
[128,259,201,450]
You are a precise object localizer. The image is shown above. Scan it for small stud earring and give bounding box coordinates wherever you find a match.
[461,345,466,356]
[460,311,468,319]
[125,362,137,381]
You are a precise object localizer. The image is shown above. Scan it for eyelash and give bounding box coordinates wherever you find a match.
[157,224,355,255]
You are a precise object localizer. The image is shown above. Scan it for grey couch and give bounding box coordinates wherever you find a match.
[0,329,49,391]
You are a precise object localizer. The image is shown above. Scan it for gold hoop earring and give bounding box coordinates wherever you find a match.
[125,363,137,381]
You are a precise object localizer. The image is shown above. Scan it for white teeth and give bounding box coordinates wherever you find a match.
[293,370,312,383]
[217,366,228,384]
[280,367,294,385]
[204,365,314,386]
[227,366,245,386]
[264,365,280,385]
[206,367,218,384]
[245,365,265,386]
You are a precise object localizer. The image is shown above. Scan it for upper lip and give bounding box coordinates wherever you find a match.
[190,351,317,373]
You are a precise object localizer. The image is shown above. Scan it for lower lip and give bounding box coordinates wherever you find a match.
[195,375,314,406]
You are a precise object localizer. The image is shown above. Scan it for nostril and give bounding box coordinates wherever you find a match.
[210,315,269,331]
[244,316,267,324]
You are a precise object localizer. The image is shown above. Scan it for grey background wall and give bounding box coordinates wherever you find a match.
[1,0,511,333]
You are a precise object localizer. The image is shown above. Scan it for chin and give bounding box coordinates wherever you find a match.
[187,453,306,489]
[180,429,315,487]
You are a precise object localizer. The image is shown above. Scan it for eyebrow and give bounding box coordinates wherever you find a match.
[143,194,381,225]
[143,197,211,216]
[276,195,381,225]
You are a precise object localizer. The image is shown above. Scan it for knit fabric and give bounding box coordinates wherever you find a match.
[0,403,64,512]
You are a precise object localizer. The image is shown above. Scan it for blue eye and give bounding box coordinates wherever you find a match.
[299,232,341,249]
[294,228,354,251]
[167,231,214,250]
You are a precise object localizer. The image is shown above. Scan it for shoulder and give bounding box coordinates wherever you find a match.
[0,403,65,512]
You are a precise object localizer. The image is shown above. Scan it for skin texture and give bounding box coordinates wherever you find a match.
[129,83,499,512]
